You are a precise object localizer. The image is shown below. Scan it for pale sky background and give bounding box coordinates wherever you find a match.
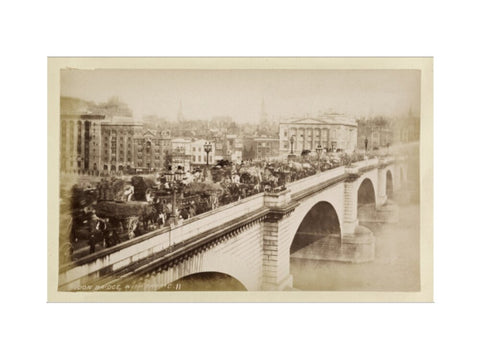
[61,69,420,122]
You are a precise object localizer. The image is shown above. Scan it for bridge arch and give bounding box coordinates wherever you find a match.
[289,200,342,254]
[137,250,258,291]
[394,162,408,190]
[159,271,247,291]
[357,177,376,206]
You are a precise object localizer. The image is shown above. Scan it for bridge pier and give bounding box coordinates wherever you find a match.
[343,178,360,237]
[376,166,388,209]
[373,200,399,223]
[342,175,375,263]
[262,218,294,291]
[261,190,297,291]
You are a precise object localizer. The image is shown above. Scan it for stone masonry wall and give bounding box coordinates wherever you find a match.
[134,220,265,291]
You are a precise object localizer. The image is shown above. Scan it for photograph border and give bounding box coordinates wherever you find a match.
[47,57,433,302]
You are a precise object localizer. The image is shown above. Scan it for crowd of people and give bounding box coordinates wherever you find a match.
[63,150,374,260]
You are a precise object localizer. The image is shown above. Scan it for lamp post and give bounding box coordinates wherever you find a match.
[203,141,212,167]
[316,144,322,172]
[165,166,185,226]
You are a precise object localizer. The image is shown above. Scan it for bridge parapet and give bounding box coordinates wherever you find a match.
[287,166,345,197]
[378,156,395,168]
[170,192,265,244]
[59,192,267,290]
[264,189,291,208]
[354,157,379,171]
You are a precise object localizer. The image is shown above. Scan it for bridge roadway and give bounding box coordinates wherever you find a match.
[58,156,406,291]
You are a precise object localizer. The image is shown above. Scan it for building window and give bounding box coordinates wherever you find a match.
[321,129,328,140]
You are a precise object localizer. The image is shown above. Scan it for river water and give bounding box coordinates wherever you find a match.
[290,201,420,291]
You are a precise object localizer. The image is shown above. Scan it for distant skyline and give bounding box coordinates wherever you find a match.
[61,69,420,122]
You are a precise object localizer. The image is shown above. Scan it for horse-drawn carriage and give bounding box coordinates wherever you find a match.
[60,173,227,264]
[59,185,105,264]
[60,177,154,264]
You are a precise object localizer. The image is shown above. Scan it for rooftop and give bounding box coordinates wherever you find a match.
[281,113,357,126]
[102,116,143,126]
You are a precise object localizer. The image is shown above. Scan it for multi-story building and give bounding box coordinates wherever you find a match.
[171,138,193,171]
[190,139,216,167]
[243,136,280,160]
[133,129,172,172]
[60,113,107,172]
[169,138,217,171]
[215,134,243,163]
[100,117,143,172]
[357,118,393,150]
[60,96,174,174]
[279,113,358,156]
[212,134,242,163]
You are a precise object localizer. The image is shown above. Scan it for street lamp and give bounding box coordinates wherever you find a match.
[204,141,212,166]
[165,166,185,226]
[315,144,322,172]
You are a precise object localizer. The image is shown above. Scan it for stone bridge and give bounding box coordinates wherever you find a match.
[58,156,407,292]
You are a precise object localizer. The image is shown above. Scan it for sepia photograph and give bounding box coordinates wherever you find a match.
[47,57,433,302]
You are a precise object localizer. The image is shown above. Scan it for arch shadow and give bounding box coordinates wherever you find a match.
[357,178,376,206]
[386,170,394,198]
[290,201,342,255]
[357,178,377,223]
[159,271,247,291]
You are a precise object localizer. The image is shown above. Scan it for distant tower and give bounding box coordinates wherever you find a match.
[177,100,184,122]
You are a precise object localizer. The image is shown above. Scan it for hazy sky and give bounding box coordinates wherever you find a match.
[61,69,420,122]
